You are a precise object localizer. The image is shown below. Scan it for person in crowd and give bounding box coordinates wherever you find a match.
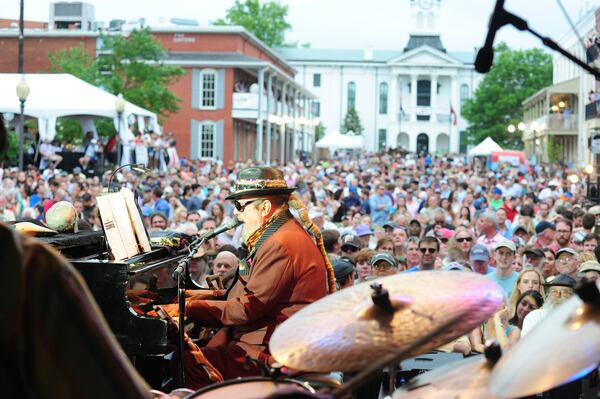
[505,290,544,343]
[532,221,558,253]
[340,234,361,262]
[582,233,598,252]
[487,240,519,297]
[507,267,546,308]
[323,229,342,262]
[355,224,375,248]
[405,236,439,272]
[210,250,238,280]
[522,274,576,335]
[522,246,545,269]
[408,219,422,238]
[355,248,375,283]
[369,184,393,226]
[469,244,492,275]
[333,258,355,289]
[555,247,580,279]
[375,237,395,256]
[579,260,600,281]
[446,226,474,263]
[149,212,168,231]
[476,212,505,250]
[370,252,398,278]
[555,220,573,248]
[542,248,557,278]
[391,225,408,258]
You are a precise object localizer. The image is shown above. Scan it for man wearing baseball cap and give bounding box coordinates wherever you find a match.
[370,252,398,277]
[579,260,600,281]
[469,244,494,275]
[486,240,519,296]
[555,247,579,278]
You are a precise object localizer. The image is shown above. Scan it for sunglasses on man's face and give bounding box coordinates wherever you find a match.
[419,247,437,254]
[233,199,259,212]
[456,237,473,243]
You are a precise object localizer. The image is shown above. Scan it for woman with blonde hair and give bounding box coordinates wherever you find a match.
[446,226,475,263]
[508,267,546,308]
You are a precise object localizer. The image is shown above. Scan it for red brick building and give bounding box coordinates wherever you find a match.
[0,25,318,165]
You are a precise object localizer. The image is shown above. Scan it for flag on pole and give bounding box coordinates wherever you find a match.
[450,105,457,126]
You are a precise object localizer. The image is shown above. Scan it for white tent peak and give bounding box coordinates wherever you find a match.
[468,136,503,156]
[316,130,364,149]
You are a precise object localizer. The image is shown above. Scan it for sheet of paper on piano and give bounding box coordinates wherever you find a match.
[97,188,152,261]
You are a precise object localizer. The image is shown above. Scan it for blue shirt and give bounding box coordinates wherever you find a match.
[153,198,171,218]
[486,270,519,297]
[369,194,393,225]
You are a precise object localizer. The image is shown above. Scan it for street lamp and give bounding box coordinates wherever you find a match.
[567,174,579,184]
[16,77,30,170]
[507,124,516,133]
[115,93,125,166]
[584,164,594,199]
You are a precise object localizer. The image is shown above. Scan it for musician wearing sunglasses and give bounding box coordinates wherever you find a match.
[405,236,439,272]
[167,166,335,389]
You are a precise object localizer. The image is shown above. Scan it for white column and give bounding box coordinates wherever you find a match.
[430,74,438,123]
[389,75,398,149]
[411,74,418,122]
[450,75,460,153]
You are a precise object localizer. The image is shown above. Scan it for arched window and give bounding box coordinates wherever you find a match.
[460,84,470,104]
[348,81,356,110]
[379,82,388,114]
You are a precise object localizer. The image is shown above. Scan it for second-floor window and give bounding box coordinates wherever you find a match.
[200,70,217,109]
[417,80,431,106]
[313,73,321,87]
[379,82,388,114]
[348,81,356,110]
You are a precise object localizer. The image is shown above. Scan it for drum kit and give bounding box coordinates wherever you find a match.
[164,271,600,399]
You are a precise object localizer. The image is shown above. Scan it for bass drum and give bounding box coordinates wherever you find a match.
[185,377,315,399]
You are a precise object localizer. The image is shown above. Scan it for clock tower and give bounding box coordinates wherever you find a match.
[409,0,442,36]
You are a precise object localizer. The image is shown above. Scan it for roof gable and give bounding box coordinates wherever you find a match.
[387,46,463,66]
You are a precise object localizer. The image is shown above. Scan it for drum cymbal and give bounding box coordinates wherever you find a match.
[269,271,503,372]
[392,343,502,399]
[489,281,600,398]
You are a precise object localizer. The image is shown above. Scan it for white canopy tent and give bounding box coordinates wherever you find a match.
[0,73,159,142]
[468,136,503,156]
[316,131,364,150]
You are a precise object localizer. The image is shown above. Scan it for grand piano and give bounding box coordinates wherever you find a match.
[41,231,209,390]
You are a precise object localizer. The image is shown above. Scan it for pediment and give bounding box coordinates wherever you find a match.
[387,46,462,66]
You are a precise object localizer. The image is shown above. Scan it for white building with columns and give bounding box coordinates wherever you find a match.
[278,0,482,154]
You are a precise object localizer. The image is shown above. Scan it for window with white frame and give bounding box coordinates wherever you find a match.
[460,84,470,105]
[200,122,216,159]
[200,70,217,109]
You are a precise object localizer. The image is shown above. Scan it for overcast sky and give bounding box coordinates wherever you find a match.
[3,0,599,53]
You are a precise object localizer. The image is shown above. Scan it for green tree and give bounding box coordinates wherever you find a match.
[462,43,552,149]
[341,108,364,135]
[214,0,292,48]
[48,28,184,121]
[315,122,326,142]
[547,136,563,163]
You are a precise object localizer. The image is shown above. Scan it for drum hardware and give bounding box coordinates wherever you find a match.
[392,340,502,398]
[489,279,600,398]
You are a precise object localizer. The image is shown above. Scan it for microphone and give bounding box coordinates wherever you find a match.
[172,218,243,280]
[475,0,507,73]
[198,217,243,241]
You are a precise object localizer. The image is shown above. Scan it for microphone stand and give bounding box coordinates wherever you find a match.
[172,234,206,388]
[488,7,600,80]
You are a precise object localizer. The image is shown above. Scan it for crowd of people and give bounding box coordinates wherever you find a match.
[2,146,600,360]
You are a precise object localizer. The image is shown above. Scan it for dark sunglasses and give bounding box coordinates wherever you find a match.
[419,248,437,254]
[233,199,258,212]
[457,237,473,243]
[342,246,359,253]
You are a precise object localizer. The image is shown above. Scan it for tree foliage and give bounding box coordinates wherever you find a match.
[462,43,552,149]
[214,0,292,48]
[315,122,326,142]
[48,28,184,121]
[341,108,364,135]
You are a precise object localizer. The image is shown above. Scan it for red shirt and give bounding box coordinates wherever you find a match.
[502,203,518,222]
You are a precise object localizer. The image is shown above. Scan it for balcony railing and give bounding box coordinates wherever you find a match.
[586,102,600,120]
[546,114,577,130]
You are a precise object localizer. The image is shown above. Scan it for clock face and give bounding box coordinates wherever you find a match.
[418,0,434,10]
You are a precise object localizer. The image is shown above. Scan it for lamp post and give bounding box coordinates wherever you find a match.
[507,122,526,149]
[584,164,594,200]
[16,77,30,171]
[115,93,125,166]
